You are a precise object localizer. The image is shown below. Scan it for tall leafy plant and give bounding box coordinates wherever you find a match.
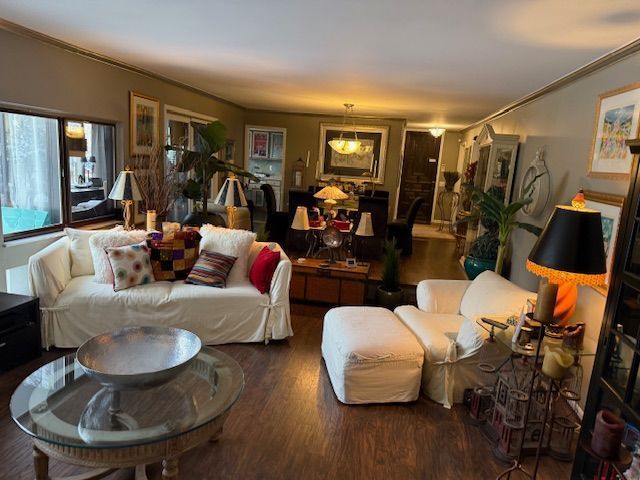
[381,239,401,292]
[167,121,256,213]
[461,173,546,275]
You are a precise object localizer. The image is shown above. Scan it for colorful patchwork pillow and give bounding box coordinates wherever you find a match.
[105,242,155,292]
[147,230,201,281]
[185,250,237,288]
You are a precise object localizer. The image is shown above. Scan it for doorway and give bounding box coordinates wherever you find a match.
[397,131,442,223]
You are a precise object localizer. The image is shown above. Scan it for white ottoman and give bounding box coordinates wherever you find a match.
[321,306,424,404]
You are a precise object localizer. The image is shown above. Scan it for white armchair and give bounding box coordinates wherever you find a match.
[395,271,533,408]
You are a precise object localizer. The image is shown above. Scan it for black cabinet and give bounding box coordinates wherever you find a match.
[0,292,41,372]
[573,139,640,478]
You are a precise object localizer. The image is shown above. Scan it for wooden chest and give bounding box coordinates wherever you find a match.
[290,258,370,305]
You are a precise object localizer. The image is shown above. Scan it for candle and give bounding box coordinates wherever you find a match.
[541,347,573,379]
[146,210,157,232]
[315,158,320,180]
[534,281,557,324]
[306,150,310,168]
[591,410,625,459]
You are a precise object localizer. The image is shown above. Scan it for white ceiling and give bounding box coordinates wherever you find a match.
[1,0,640,129]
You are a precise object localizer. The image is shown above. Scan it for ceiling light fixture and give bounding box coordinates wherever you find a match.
[429,127,445,138]
[328,103,361,155]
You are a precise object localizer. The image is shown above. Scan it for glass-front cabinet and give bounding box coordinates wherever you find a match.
[470,124,519,204]
[573,139,640,478]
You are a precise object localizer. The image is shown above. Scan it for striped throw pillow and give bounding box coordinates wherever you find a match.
[186,250,237,287]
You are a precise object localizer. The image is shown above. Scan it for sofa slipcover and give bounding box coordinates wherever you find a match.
[29,237,292,348]
[321,306,424,404]
[395,271,534,408]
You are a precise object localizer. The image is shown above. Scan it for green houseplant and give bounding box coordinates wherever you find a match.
[461,175,545,277]
[376,239,403,309]
[167,121,256,225]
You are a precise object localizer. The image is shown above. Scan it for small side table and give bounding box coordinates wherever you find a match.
[0,292,41,372]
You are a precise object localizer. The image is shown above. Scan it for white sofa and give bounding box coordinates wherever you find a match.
[28,236,293,348]
[394,270,534,408]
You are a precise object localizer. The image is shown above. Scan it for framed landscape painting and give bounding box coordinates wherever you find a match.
[588,82,640,178]
[318,124,389,183]
[584,190,624,294]
[130,92,160,156]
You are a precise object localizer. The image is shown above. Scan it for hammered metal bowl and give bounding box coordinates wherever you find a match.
[76,326,202,390]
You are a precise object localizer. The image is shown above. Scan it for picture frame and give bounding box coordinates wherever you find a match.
[250,131,269,158]
[269,132,284,160]
[318,124,389,183]
[584,190,625,295]
[129,92,160,156]
[588,82,640,179]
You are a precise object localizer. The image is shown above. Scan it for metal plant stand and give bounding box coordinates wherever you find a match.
[437,190,460,233]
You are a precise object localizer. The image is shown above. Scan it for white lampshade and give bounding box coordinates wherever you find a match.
[313,185,349,202]
[215,176,248,207]
[355,212,374,237]
[291,206,310,230]
[109,170,142,201]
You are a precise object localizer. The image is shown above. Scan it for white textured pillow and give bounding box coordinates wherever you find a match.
[89,230,148,283]
[65,226,122,277]
[200,225,256,284]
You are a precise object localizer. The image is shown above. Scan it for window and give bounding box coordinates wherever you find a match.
[0,110,116,240]
[65,120,115,222]
[0,111,62,236]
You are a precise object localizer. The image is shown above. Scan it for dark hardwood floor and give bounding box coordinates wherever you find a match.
[1,305,571,480]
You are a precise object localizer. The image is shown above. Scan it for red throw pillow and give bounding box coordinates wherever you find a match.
[249,246,281,294]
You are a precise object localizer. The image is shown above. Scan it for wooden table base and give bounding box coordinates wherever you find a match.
[31,415,226,480]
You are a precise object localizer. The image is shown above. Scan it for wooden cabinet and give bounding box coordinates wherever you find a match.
[290,258,369,305]
[573,139,640,477]
[0,292,41,372]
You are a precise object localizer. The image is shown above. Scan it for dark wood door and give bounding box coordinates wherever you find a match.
[397,131,441,223]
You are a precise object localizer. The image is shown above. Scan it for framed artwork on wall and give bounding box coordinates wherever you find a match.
[588,82,640,178]
[129,92,160,156]
[584,190,624,294]
[318,124,389,183]
[250,131,269,158]
[220,139,235,163]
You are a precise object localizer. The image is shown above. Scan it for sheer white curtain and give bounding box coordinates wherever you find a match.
[0,112,61,223]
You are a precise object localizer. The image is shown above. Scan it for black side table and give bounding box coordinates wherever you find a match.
[0,292,41,372]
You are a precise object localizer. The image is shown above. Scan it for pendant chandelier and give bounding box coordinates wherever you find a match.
[328,103,361,155]
[429,127,445,138]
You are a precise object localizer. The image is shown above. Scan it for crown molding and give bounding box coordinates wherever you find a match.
[0,17,245,110]
[463,36,640,132]
[245,106,407,122]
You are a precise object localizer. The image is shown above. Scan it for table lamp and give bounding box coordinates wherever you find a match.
[526,196,606,331]
[109,168,142,231]
[214,174,248,229]
[313,184,349,219]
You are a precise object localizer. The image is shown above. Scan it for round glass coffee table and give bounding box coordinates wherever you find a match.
[10,347,244,480]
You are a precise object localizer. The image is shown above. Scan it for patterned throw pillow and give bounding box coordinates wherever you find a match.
[147,230,201,281]
[185,250,237,288]
[105,242,155,292]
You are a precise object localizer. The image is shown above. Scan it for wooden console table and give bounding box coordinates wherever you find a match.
[290,258,370,305]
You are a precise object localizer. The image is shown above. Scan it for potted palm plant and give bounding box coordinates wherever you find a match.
[460,174,545,278]
[167,121,257,225]
[376,239,403,309]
